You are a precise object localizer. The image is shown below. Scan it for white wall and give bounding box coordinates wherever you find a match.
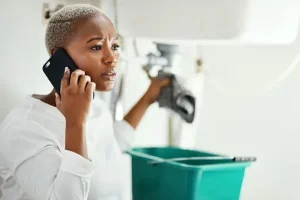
[196,30,300,200]
[0,0,51,121]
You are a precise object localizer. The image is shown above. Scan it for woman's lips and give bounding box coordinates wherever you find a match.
[101,73,116,81]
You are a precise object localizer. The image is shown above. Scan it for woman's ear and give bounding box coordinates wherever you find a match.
[51,48,59,56]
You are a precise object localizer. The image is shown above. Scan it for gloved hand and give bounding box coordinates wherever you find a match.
[143,77,172,105]
[157,71,196,123]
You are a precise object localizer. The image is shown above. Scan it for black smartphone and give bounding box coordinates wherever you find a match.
[43,48,78,96]
[42,48,94,98]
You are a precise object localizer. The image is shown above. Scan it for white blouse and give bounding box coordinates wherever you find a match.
[0,96,135,200]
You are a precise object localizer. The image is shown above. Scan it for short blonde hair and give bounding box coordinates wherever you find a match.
[45,4,105,55]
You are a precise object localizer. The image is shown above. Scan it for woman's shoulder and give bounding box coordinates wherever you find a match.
[0,120,59,172]
[0,97,33,132]
[0,108,61,169]
[2,95,63,125]
[0,116,58,150]
[0,96,61,152]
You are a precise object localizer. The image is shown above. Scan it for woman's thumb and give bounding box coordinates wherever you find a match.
[161,78,172,87]
[55,93,61,108]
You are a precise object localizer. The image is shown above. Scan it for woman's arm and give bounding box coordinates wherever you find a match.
[0,69,97,200]
[16,147,95,200]
[0,121,96,200]
[56,68,95,159]
[113,78,171,151]
[123,94,151,129]
[123,78,171,129]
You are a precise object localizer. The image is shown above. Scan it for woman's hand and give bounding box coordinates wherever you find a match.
[55,67,96,127]
[55,67,95,159]
[123,77,171,129]
[143,77,172,105]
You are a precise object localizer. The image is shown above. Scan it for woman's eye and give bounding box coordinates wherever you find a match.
[112,45,120,51]
[91,45,102,51]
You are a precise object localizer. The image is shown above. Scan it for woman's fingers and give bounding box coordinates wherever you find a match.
[55,92,61,108]
[78,75,91,91]
[160,78,172,87]
[61,68,93,96]
[70,69,85,90]
[86,82,96,99]
[61,67,70,92]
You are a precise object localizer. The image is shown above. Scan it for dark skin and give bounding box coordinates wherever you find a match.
[33,14,170,130]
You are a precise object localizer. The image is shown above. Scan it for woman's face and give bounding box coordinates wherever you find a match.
[60,15,120,92]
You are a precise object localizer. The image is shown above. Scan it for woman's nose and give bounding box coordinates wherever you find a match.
[102,48,117,65]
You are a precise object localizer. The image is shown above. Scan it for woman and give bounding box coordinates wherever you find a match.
[0,4,170,200]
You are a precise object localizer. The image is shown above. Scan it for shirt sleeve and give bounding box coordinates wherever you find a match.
[113,120,135,151]
[0,121,97,200]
